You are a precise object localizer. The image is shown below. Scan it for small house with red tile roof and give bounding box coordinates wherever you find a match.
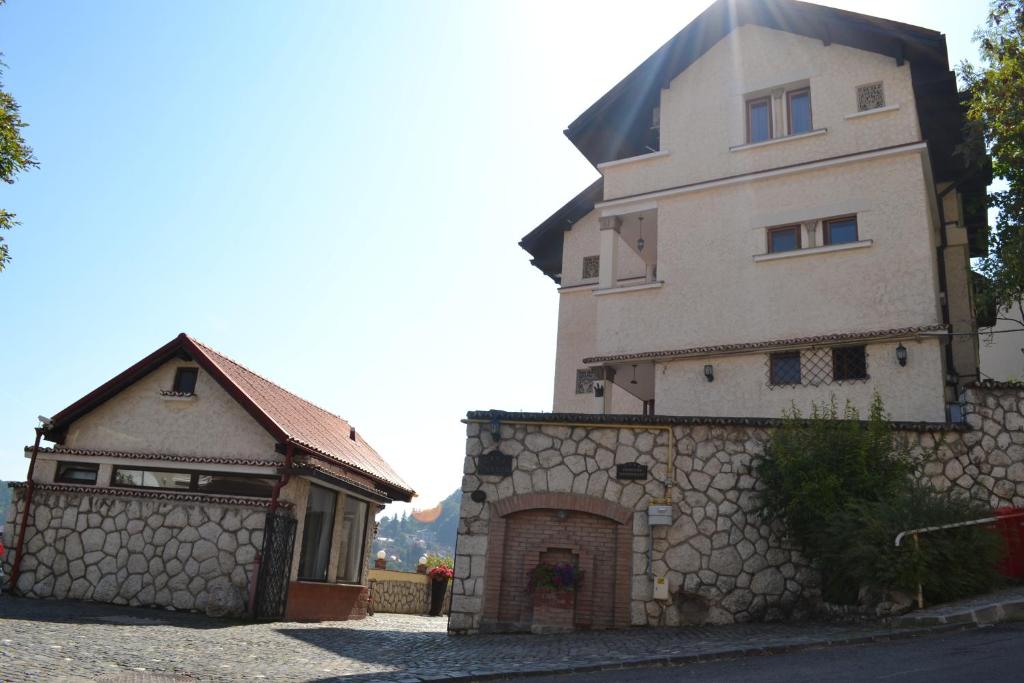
[2,333,414,621]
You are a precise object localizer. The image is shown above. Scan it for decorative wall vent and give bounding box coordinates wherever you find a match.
[856,82,885,112]
[575,368,597,395]
[766,346,870,389]
[582,255,600,280]
[616,463,648,480]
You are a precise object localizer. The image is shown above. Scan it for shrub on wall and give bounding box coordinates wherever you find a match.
[758,395,1004,605]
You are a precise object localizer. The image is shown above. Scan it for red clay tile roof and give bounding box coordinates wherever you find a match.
[47,333,414,500]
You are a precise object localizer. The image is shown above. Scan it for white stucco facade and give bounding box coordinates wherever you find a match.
[547,20,978,422]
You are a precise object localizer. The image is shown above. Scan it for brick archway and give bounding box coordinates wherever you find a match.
[482,492,633,631]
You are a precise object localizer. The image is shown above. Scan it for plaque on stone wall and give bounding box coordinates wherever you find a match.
[478,451,513,477]
[616,463,648,480]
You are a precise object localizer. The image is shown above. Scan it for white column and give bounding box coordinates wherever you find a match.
[772,88,785,138]
[599,216,621,290]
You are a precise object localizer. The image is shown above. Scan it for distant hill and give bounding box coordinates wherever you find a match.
[373,488,460,570]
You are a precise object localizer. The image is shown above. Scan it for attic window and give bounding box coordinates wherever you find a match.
[172,367,198,394]
[856,82,885,112]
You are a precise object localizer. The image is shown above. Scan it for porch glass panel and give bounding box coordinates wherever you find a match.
[339,496,369,583]
[298,484,337,581]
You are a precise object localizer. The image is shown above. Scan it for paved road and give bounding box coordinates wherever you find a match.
[0,596,1002,682]
[524,623,1024,682]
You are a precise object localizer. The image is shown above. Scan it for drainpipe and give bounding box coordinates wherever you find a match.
[10,427,45,594]
[248,442,294,615]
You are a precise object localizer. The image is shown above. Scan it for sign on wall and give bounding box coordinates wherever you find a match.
[615,463,648,480]
[478,451,513,477]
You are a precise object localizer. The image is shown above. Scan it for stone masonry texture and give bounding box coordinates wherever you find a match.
[449,384,1024,634]
[2,489,265,617]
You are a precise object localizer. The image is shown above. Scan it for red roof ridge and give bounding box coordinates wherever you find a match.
[185,334,349,424]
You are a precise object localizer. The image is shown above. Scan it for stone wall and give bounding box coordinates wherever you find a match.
[450,384,1024,634]
[3,486,265,617]
[367,569,452,615]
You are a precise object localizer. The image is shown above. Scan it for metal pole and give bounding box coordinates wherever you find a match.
[913,532,924,610]
[9,428,44,594]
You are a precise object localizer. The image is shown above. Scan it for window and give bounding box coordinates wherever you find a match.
[56,462,98,485]
[856,82,885,112]
[770,352,801,386]
[113,467,192,490]
[582,255,600,280]
[823,216,858,245]
[767,225,801,253]
[833,346,868,381]
[111,466,275,496]
[747,97,772,143]
[298,484,338,582]
[787,88,812,135]
[338,496,369,583]
[172,367,198,394]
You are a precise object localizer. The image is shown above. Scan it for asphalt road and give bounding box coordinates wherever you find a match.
[521,623,1024,682]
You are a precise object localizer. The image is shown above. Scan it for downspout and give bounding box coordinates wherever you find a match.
[10,427,45,594]
[935,181,963,404]
[248,442,294,616]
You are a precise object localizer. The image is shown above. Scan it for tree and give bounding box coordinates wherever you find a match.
[961,1,1024,327]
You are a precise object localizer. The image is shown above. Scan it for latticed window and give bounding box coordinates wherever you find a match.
[833,346,868,381]
[582,255,600,280]
[856,82,885,111]
[575,368,597,394]
[767,346,870,388]
[769,352,801,386]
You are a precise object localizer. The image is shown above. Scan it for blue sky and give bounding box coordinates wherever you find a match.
[0,0,993,514]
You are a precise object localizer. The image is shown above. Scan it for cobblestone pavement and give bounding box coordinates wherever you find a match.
[0,597,950,682]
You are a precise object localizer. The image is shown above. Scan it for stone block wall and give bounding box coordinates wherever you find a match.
[368,570,429,614]
[450,384,1024,634]
[3,487,265,617]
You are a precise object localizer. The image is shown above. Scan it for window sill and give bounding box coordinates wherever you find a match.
[596,149,669,170]
[753,239,872,262]
[844,104,900,120]
[160,391,196,401]
[593,281,664,296]
[730,128,827,152]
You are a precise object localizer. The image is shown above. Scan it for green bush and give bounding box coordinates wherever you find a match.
[424,553,453,570]
[823,482,1004,604]
[758,395,1004,605]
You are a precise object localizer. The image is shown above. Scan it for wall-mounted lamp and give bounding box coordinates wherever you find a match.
[489,417,502,441]
[896,343,908,367]
[630,364,638,385]
[636,237,646,252]
[704,364,714,382]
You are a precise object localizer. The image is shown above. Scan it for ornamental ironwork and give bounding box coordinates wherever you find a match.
[582,255,600,280]
[766,346,869,389]
[253,510,297,620]
[575,368,597,395]
[856,82,885,111]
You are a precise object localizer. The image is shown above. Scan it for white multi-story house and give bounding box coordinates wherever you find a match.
[521,0,989,423]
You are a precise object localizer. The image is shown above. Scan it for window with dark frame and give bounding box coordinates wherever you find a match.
[767,225,801,253]
[582,255,600,280]
[297,483,338,582]
[787,88,812,135]
[832,346,868,381]
[747,97,772,143]
[172,367,198,394]
[823,216,859,245]
[111,466,276,497]
[56,462,99,485]
[770,352,802,386]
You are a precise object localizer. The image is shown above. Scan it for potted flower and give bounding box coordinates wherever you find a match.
[527,562,582,633]
[425,554,453,616]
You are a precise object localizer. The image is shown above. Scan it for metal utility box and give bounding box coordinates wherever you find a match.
[648,504,673,526]
[653,575,669,600]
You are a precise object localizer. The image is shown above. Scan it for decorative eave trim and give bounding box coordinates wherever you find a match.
[581,324,947,365]
[289,462,395,504]
[966,380,1024,391]
[26,445,280,468]
[288,440,415,501]
[6,481,290,509]
[464,410,965,433]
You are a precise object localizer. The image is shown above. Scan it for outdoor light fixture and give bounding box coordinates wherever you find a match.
[704,364,714,382]
[636,237,646,252]
[896,343,908,367]
[489,417,501,441]
[377,550,386,560]
[630,364,638,385]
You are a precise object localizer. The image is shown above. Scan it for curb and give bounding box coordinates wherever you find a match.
[416,622,977,682]
[895,599,1024,628]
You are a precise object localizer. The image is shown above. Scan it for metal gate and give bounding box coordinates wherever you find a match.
[253,510,297,620]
